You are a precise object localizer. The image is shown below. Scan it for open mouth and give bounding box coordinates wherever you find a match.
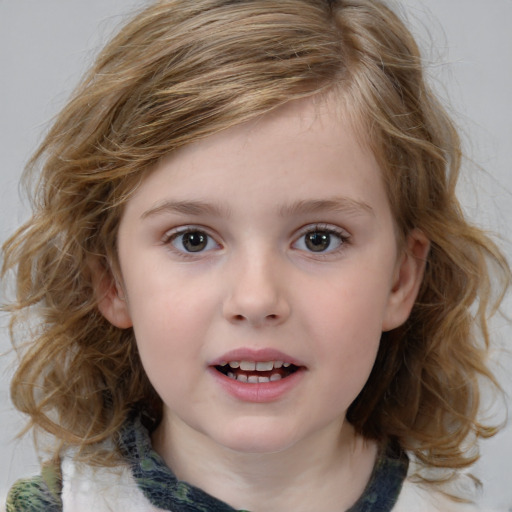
[215,360,300,383]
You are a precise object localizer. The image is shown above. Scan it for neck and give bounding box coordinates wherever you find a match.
[152,416,378,512]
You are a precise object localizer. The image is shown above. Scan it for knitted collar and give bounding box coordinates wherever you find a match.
[117,412,409,512]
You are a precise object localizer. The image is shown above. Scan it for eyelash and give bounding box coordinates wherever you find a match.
[162,226,220,259]
[162,224,351,258]
[292,224,350,256]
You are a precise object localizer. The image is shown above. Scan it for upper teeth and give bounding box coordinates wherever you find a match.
[221,360,291,371]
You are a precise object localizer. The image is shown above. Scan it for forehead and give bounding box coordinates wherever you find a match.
[121,94,392,229]
[154,93,372,181]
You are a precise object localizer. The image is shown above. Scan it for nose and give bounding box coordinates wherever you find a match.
[222,249,291,327]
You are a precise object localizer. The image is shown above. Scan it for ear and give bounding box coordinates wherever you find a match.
[90,258,133,329]
[382,229,430,332]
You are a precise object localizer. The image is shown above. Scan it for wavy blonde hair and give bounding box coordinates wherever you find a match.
[2,0,510,481]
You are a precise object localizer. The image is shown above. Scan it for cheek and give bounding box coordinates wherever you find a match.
[125,266,209,327]
[301,270,391,388]
[123,272,219,372]
[128,295,206,404]
[304,268,392,342]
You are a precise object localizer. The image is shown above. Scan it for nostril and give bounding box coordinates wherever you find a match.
[231,313,279,323]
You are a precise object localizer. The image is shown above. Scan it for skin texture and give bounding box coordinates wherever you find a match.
[98,96,429,511]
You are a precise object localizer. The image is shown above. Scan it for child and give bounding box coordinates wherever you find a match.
[3,0,510,510]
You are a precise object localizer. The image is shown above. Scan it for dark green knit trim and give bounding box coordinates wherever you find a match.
[118,412,408,512]
[6,461,62,512]
[118,412,241,511]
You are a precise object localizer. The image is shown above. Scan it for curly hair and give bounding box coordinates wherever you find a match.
[2,0,510,482]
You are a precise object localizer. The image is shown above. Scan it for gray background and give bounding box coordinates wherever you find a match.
[1,1,511,510]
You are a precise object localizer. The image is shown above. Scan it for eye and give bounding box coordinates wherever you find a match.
[293,226,348,254]
[166,228,219,254]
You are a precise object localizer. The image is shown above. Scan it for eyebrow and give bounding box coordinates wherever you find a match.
[141,200,231,220]
[278,197,375,218]
[141,196,374,220]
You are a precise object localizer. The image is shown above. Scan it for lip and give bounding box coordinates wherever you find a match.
[209,348,306,403]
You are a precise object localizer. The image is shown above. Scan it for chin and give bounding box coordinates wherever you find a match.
[209,419,301,455]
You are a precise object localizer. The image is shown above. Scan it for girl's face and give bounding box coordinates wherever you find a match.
[99,96,427,455]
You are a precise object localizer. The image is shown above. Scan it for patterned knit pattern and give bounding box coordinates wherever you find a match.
[6,462,62,512]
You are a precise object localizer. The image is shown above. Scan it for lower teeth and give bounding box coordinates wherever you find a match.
[227,372,282,383]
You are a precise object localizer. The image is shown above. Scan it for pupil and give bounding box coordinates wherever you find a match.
[306,232,330,252]
[183,232,207,252]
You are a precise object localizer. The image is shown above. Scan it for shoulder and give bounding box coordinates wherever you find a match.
[5,455,162,512]
[59,455,162,512]
[394,479,479,512]
[6,462,62,512]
